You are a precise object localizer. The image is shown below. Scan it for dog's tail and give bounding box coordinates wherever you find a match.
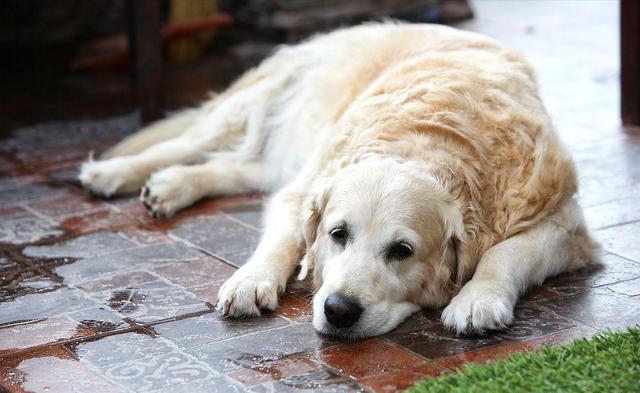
[101,108,201,159]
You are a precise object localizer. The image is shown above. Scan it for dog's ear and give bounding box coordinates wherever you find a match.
[297,177,331,281]
[438,201,473,293]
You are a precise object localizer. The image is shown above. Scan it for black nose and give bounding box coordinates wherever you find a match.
[324,294,363,328]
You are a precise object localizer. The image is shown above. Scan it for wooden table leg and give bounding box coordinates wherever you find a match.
[126,0,164,123]
[621,0,640,127]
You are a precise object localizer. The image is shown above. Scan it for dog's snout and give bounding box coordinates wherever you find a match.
[324,294,363,328]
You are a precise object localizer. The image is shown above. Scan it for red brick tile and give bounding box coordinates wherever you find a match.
[152,256,236,289]
[117,226,171,245]
[314,338,429,379]
[520,287,561,303]
[227,354,322,387]
[60,208,135,235]
[0,206,27,217]
[0,317,94,357]
[16,145,88,171]
[186,281,226,303]
[29,192,102,217]
[78,271,158,293]
[0,345,121,393]
[434,341,532,371]
[275,294,313,323]
[358,363,444,393]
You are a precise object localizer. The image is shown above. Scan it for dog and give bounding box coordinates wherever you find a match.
[80,23,599,338]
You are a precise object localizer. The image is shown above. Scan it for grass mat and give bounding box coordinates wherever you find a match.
[408,327,640,393]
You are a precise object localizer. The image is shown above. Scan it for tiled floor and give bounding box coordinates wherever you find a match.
[1,1,638,392]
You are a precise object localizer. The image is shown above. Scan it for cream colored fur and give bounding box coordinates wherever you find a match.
[80,23,599,337]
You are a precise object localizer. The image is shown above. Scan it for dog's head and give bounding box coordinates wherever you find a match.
[301,157,469,338]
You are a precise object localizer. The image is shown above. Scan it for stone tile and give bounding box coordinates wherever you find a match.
[0,211,63,244]
[358,363,443,393]
[384,309,441,336]
[184,323,339,372]
[117,227,172,245]
[0,346,124,393]
[152,256,236,289]
[54,242,203,285]
[22,231,137,259]
[60,208,134,235]
[496,302,577,341]
[596,221,640,262]
[251,368,363,393]
[544,253,640,295]
[150,375,246,393]
[28,192,102,218]
[0,287,98,324]
[607,278,640,297]
[0,266,61,302]
[186,281,226,304]
[94,280,209,323]
[65,307,128,334]
[154,313,289,349]
[0,316,94,356]
[519,287,561,303]
[386,322,504,360]
[76,332,216,392]
[537,288,640,332]
[221,200,264,229]
[314,338,429,379]
[78,271,158,293]
[0,182,67,207]
[15,145,88,171]
[170,216,260,267]
[583,199,640,230]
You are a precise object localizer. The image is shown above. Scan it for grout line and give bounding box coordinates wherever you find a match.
[595,218,640,231]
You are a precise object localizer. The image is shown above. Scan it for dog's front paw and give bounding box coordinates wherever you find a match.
[79,158,142,197]
[140,167,196,218]
[441,281,514,335]
[216,265,285,318]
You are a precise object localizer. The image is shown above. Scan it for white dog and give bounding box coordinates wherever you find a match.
[80,23,599,338]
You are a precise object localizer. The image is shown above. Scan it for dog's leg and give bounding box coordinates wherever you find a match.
[139,155,266,218]
[216,183,308,317]
[441,198,599,334]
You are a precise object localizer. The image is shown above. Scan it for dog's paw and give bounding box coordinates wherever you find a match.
[140,167,196,218]
[216,266,284,318]
[79,158,141,197]
[441,281,514,335]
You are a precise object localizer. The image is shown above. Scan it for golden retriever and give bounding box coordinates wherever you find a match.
[80,23,599,338]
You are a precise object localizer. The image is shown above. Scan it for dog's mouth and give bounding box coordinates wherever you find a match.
[314,322,367,340]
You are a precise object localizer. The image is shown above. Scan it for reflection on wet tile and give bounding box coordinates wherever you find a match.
[152,256,236,289]
[93,280,209,323]
[66,307,127,334]
[154,313,289,349]
[22,232,137,259]
[545,253,640,295]
[221,200,264,229]
[0,288,97,324]
[76,332,217,392]
[315,338,429,379]
[227,354,322,387]
[386,322,504,360]
[152,375,246,393]
[496,302,576,341]
[597,221,640,262]
[170,216,260,267]
[55,242,203,285]
[0,346,123,393]
[358,363,443,392]
[607,277,640,297]
[252,368,362,393]
[184,323,338,372]
[0,317,93,356]
[60,208,134,235]
[537,288,640,331]
[275,294,313,323]
[0,211,63,244]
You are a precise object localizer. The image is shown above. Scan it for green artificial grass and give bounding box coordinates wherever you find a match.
[407,327,640,393]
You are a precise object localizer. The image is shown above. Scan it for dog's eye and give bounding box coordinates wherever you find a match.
[387,242,413,260]
[329,226,348,245]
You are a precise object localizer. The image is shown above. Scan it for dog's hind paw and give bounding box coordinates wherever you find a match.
[140,167,198,218]
[441,280,515,335]
[216,265,284,318]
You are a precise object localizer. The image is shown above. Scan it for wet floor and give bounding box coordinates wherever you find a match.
[1,1,638,392]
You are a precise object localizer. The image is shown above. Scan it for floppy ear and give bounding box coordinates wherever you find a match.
[297,177,330,281]
[438,201,473,293]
